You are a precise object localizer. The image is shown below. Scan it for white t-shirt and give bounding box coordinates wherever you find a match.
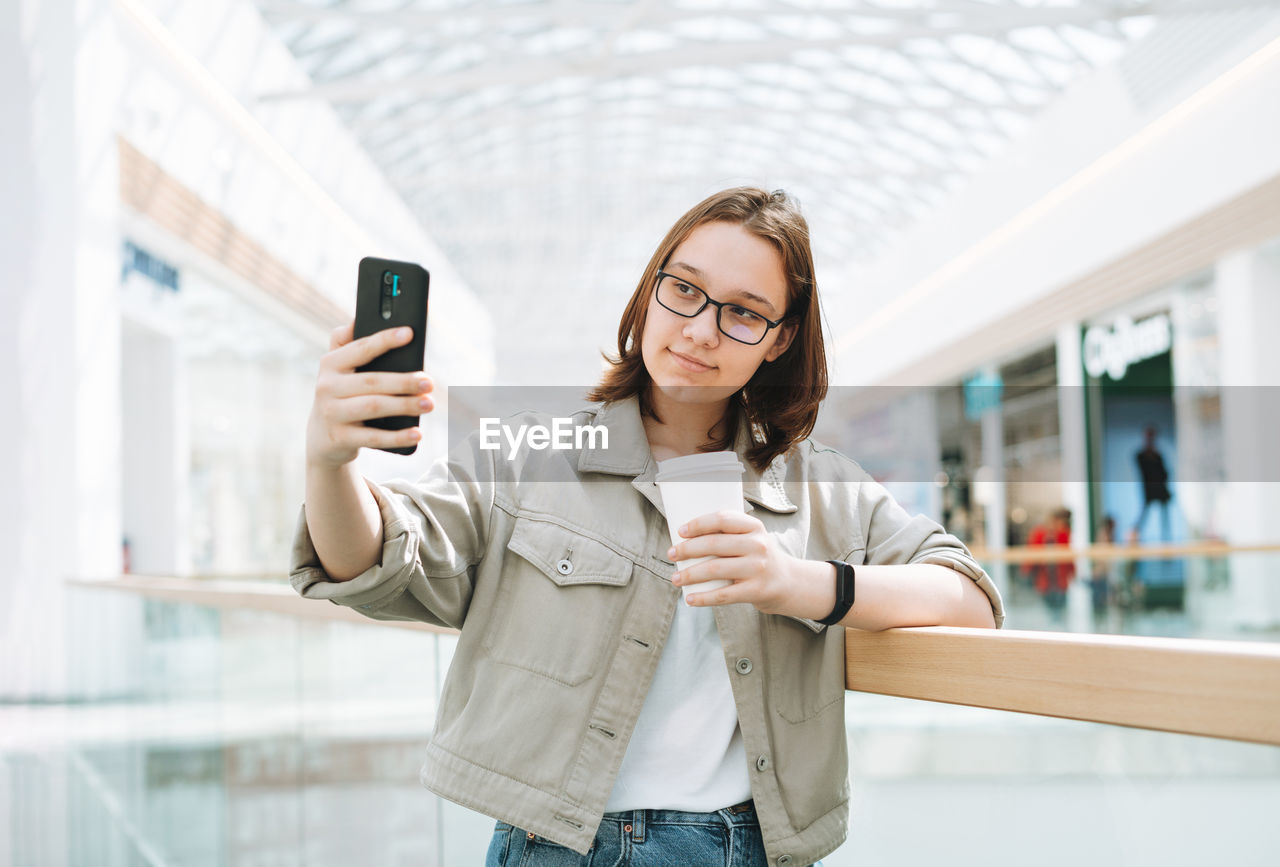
[603,598,752,813]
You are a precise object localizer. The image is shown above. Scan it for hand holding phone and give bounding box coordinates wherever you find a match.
[352,257,430,453]
[305,258,432,466]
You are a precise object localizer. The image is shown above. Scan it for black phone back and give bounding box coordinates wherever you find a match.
[353,256,430,454]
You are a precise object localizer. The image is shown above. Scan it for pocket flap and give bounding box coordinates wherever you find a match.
[507,516,633,587]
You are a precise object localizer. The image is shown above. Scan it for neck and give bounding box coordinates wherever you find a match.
[642,385,735,458]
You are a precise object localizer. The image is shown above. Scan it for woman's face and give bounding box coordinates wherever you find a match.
[641,221,795,408]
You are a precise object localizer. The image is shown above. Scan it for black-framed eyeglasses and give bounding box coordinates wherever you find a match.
[653,270,789,346]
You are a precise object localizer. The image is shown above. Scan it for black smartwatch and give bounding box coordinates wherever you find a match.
[817,560,856,626]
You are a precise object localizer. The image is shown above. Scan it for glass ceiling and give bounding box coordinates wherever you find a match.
[248,0,1259,381]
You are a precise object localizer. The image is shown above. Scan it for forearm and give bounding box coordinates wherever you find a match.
[787,560,997,631]
[304,461,384,581]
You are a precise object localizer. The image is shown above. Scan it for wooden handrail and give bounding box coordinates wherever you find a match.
[67,575,455,635]
[70,575,1280,746]
[845,626,1280,746]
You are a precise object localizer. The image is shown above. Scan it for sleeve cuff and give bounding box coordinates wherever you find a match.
[909,550,1006,629]
[783,614,828,633]
[288,479,421,611]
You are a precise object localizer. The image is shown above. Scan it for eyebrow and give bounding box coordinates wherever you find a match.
[668,261,779,316]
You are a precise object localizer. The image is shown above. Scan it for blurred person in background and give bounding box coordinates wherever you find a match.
[1090,515,1117,620]
[1135,425,1172,542]
[1024,507,1073,623]
[291,188,1003,867]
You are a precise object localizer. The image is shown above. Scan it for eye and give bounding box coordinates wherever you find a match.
[674,281,698,296]
[728,306,762,322]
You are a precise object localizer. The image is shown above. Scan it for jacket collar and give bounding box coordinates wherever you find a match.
[578,394,797,515]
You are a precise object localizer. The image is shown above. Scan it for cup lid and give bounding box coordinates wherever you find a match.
[654,451,745,483]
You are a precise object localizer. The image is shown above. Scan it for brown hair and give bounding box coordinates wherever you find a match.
[587,187,828,471]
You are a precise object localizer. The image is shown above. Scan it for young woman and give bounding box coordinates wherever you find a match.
[293,188,1004,867]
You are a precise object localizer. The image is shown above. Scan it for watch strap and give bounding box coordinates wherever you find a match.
[818,560,855,626]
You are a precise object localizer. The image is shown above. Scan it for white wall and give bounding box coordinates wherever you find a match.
[1,0,138,701]
[1218,243,1280,628]
[120,313,189,576]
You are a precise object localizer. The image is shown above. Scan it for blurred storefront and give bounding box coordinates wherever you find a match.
[837,236,1279,632]
[936,345,1063,551]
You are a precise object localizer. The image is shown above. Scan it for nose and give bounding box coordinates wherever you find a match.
[683,305,721,347]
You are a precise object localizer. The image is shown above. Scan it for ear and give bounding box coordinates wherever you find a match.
[763,320,797,363]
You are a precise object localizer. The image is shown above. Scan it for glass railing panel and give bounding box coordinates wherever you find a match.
[8,583,1275,865]
[823,692,1280,866]
[983,550,1280,643]
[4,591,496,866]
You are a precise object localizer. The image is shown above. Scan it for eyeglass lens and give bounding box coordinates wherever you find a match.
[657,274,768,344]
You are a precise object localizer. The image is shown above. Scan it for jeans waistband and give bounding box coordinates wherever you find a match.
[600,798,757,832]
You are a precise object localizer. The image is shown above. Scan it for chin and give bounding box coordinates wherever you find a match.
[651,380,738,406]
[641,344,736,404]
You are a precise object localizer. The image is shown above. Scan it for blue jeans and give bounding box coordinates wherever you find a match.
[484,801,823,866]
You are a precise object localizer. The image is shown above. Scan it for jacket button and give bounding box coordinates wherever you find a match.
[756,754,770,772]
[556,559,573,575]
[777,856,793,866]
[735,657,753,675]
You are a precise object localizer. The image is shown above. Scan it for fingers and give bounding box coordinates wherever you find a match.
[327,370,433,400]
[309,324,431,466]
[671,553,759,585]
[668,531,766,564]
[324,393,434,425]
[677,510,761,539]
[674,561,758,608]
[329,320,354,351]
[670,511,765,564]
[682,573,746,608]
[329,421,423,453]
[327,325,415,372]
[685,585,739,607]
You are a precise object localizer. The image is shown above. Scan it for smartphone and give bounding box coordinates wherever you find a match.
[353,256,430,455]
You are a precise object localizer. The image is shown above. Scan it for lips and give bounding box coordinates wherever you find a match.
[669,349,715,372]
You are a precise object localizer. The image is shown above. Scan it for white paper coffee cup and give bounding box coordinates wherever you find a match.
[654,451,746,600]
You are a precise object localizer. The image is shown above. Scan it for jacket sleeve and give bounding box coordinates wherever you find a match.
[856,476,1005,629]
[288,431,497,629]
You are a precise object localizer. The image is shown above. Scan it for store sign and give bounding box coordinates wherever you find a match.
[963,371,1003,420]
[1082,313,1171,380]
[122,240,180,292]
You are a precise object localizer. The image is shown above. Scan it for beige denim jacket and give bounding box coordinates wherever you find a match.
[290,394,1004,867]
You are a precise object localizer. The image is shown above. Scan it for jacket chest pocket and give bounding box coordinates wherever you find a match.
[482,515,635,687]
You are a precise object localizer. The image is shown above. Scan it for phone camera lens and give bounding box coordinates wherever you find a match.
[382,271,393,286]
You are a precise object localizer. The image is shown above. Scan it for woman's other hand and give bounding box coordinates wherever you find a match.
[667,511,810,616]
[305,321,435,468]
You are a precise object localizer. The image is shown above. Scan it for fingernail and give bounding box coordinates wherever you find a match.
[666,547,676,559]
[398,327,412,338]
[419,397,432,410]
[679,524,689,535]
[417,378,432,392]
[671,572,680,585]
